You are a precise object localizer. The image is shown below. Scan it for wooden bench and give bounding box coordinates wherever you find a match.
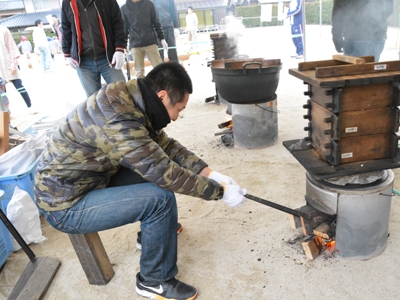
[68,232,115,285]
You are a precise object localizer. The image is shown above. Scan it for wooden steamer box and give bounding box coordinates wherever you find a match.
[290,56,400,166]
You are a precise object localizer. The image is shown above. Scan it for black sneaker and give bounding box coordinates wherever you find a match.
[137,223,183,250]
[135,273,198,300]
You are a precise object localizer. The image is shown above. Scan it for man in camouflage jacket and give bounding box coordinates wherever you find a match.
[34,62,246,300]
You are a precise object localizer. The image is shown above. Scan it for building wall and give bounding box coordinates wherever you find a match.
[23,0,61,13]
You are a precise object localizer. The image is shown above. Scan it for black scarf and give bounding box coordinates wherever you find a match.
[138,79,171,131]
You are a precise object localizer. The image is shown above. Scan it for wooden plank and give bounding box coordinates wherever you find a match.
[0,111,10,155]
[289,205,313,230]
[332,54,365,65]
[298,205,330,236]
[302,239,320,260]
[316,61,400,78]
[8,257,61,300]
[69,233,114,285]
[300,205,330,235]
[289,215,301,229]
[313,222,336,240]
[298,56,374,71]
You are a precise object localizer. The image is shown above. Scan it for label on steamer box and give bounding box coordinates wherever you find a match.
[341,152,353,159]
[374,64,387,70]
[345,127,358,133]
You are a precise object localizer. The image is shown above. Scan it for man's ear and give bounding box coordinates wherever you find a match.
[157,90,168,101]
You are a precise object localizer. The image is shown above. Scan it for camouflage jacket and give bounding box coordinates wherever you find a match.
[35,80,220,211]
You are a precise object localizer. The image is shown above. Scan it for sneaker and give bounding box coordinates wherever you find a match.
[137,222,183,250]
[136,272,198,300]
[295,54,304,59]
[27,106,39,115]
[290,54,298,58]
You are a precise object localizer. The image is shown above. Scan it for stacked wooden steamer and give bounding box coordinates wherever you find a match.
[290,55,400,166]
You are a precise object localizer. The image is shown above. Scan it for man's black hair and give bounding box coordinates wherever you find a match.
[188,6,193,10]
[52,15,58,18]
[35,19,42,26]
[144,62,192,105]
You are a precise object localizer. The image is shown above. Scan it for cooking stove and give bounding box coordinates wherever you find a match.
[284,57,400,260]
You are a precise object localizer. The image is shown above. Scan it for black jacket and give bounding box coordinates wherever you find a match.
[61,0,126,64]
[332,0,393,49]
[151,0,179,28]
[121,0,165,48]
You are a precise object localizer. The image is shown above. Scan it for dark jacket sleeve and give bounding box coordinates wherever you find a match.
[120,4,130,46]
[61,0,72,55]
[108,0,127,50]
[150,1,165,40]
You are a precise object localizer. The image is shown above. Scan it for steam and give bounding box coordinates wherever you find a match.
[223,15,245,50]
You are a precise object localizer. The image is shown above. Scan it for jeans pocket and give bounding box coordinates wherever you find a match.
[45,209,68,228]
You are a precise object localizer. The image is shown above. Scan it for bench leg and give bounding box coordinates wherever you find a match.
[68,232,115,285]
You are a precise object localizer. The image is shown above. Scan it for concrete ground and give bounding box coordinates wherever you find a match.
[1,24,400,299]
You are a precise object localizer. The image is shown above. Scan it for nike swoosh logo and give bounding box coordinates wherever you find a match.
[140,282,164,294]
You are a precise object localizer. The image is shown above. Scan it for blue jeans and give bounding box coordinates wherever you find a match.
[41,180,178,282]
[77,57,126,97]
[344,40,386,62]
[38,46,51,71]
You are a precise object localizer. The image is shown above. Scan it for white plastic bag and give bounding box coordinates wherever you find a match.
[0,130,46,176]
[6,186,47,251]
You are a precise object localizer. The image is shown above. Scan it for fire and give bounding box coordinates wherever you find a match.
[314,235,336,253]
[218,120,232,129]
[324,240,336,252]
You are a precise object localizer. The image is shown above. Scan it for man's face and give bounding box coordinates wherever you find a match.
[188,8,193,14]
[158,91,189,122]
[52,17,58,24]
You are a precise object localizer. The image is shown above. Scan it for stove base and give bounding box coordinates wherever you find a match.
[306,170,394,260]
[232,97,278,149]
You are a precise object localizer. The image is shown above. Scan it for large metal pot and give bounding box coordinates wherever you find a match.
[211,59,282,104]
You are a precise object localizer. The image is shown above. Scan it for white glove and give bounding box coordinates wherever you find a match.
[112,51,125,70]
[66,57,78,69]
[161,39,168,53]
[174,28,180,38]
[221,185,247,208]
[208,171,238,186]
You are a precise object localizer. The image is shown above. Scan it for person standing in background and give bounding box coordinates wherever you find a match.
[61,0,126,97]
[151,0,180,62]
[185,6,198,43]
[47,36,58,60]
[51,15,62,44]
[286,0,304,59]
[17,36,33,68]
[32,19,52,72]
[121,0,168,79]
[331,0,393,62]
[0,26,35,113]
